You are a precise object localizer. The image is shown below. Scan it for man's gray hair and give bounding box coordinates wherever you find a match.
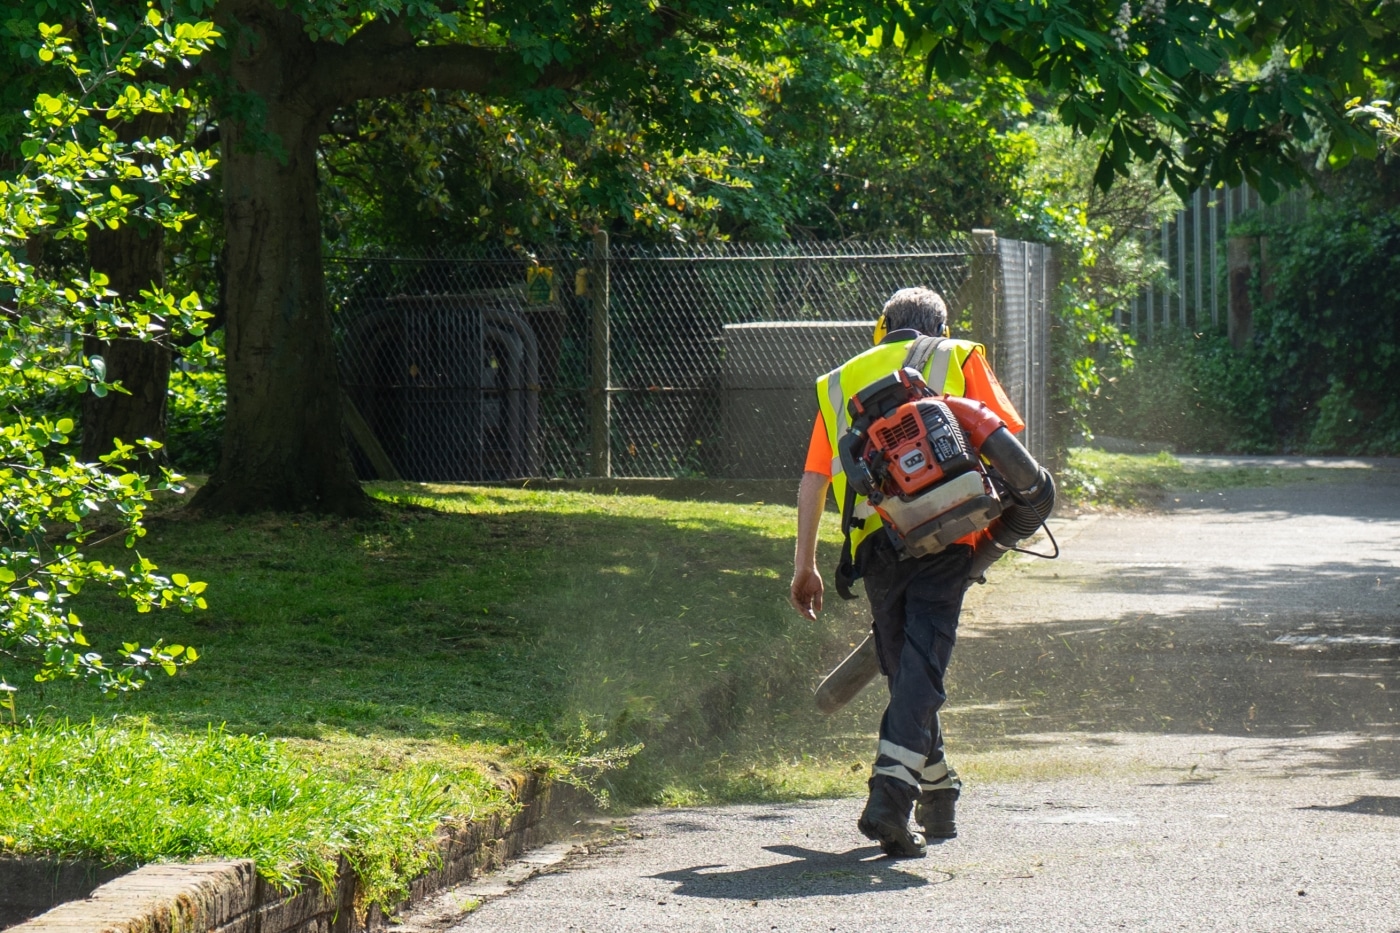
[881,287,948,336]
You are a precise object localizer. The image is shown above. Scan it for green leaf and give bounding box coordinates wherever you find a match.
[55,417,73,435]
[0,568,14,584]
[1160,44,1189,78]
[987,41,1035,80]
[1093,152,1116,192]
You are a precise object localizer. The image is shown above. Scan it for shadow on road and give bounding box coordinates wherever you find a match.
[648,843,945,899]
[1302,795,1400,817]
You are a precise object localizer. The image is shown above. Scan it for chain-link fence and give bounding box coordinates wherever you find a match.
[326,235,1049,482]
[995,239,1053,468]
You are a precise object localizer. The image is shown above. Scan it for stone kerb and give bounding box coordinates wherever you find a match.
[7,773,586,933]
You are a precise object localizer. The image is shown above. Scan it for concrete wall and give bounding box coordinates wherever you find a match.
[0,859,128,928]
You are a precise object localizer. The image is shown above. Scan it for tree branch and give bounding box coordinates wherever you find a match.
[315,40,582,110]
[342,14,415,54]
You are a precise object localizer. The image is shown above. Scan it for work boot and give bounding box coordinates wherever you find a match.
[858,777,926,858]
[915,787,959,839]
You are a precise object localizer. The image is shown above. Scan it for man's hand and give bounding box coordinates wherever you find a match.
[791,470,831,621]
[790,565,823,620]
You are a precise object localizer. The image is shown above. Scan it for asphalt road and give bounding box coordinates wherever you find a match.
[430,459,1400,932]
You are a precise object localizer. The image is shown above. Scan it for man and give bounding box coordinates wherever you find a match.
[789,286,1027,857]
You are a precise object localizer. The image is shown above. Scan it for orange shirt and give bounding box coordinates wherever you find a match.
[803,347,1024,476]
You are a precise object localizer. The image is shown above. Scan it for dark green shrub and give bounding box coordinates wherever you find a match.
[166,368,224,473]
[1091,198,1400,456]
[1091,330,1273,453]
[1249,201,1400,454]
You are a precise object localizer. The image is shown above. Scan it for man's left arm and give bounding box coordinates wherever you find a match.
[790,470,830,621]
[961,348,1025,433]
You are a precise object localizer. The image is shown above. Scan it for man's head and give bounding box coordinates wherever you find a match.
[876,287,948,341]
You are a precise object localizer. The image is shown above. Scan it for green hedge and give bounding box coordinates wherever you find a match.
[166,368,224,473]
[1092,200,1400,455]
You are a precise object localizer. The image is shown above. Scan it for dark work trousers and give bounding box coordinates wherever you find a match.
[861,538,972,811]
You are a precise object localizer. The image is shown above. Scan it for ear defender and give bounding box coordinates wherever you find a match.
[872,313,889,345]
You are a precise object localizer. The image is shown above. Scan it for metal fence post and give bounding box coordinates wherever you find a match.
[1159,219,1169,336]
[590,230,611,477]
[1193,188,1203,328]
[968,229,998,366]
[1227,235,1255,350]
[1210,186,1219,329]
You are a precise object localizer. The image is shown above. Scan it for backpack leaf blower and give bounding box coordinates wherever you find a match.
[817,367,1056,714]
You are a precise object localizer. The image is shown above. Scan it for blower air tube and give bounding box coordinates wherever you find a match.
[814,636,879,715]
[979,426,1044,493]
[968,428,1052,582]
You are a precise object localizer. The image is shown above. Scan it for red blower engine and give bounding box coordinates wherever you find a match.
[837,367,1047,558]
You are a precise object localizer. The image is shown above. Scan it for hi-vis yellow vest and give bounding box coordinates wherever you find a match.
[816,336,984,566]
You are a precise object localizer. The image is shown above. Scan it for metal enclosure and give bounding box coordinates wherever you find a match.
[339,292,540,481]
[719,322,872,479]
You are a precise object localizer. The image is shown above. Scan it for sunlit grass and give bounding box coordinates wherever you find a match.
[1063,448,1366,507]
[0,721,473,909]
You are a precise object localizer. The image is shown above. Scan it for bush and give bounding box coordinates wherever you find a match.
[167,368,225,474]
[0,12,215,710]
[1090,330,1274,453]
[1092,197,1400,456]
[1249,200,1400,454]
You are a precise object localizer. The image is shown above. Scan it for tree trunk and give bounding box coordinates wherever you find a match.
[81,225,172,466]
[190,4,369,515]
[81,112,174,467]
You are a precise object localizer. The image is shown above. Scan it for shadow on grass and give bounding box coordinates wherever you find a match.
[29,493,874,802]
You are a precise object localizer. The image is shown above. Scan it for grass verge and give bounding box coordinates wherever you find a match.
[1061,447,1369,508]
[0,722,460,906]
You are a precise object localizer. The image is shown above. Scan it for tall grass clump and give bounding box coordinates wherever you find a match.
[0,721,466,912]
